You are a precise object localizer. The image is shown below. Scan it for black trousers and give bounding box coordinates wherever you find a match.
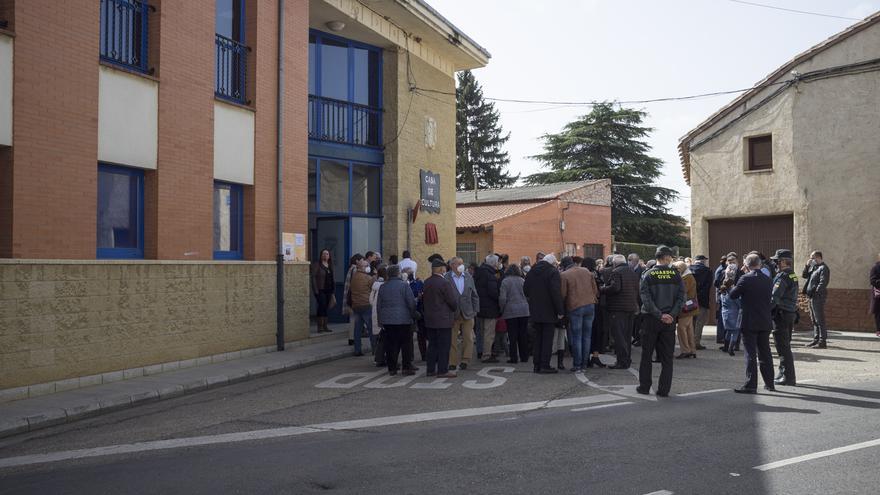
[506,317,530,362]
[772,311,796,383]
[591,307,605,353]
[425,327,451,374]
[639,316,675,395]
[742,329,775,389]
[715,302,726,343]
[532,321,556,370]
[401,324,415,369]
[315,290,333,317]
[609,311,634,367]
[632,313,644,343]
[383,324,412,372]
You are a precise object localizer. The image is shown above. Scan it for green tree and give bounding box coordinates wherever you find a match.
[456,70,518,191]
[526,103,687,246]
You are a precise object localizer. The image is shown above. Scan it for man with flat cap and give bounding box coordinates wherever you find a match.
[770,249,799,386]
[637,245,685,397]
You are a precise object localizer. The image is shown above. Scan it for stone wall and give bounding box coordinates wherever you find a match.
[0,260,310,389]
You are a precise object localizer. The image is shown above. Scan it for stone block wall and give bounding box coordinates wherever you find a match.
[0,260,310,389]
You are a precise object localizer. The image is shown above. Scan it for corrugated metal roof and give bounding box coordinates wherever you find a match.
[456,201,551,229]
[456,181,601,205]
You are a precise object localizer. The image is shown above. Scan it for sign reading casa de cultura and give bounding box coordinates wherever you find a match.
[420,169,441,213]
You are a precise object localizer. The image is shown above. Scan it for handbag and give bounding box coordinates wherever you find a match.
[683,298,699,313]
[328,293,337,310]
[495,318,508,333]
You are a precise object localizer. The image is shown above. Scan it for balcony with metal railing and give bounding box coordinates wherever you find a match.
[308,95,382,148]
[215,33,249,105]
[100,0,150,73]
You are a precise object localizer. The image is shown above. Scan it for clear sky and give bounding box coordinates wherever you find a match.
[428,0,880,220]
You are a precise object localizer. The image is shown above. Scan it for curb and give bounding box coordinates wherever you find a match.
[0,344,355,439]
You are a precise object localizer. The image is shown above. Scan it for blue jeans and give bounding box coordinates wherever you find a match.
[568,304,596,369]
[352,307,372,354]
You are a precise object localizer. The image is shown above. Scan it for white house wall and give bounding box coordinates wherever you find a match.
[97,66,158,169]
[0,34,12,147]
[213,102,254,185]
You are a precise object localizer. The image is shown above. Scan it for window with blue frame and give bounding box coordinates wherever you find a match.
[309,156,382,217]
[100,0,151,73]
[213,181,243,260]
[97,164,144,259]
[215,0,248,104]
[308,31,382,147]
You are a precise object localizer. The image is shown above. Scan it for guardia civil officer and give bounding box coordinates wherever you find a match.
[770,249,798,386]
[637,246,685,397]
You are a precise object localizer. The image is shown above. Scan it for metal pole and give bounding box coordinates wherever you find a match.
[275,0,285,351]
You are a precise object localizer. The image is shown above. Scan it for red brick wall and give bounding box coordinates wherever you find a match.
[248,0,309,261]
[796,288,876,332]
[9,0,99,259]
[490,200,612,265]
[562,202,613,259]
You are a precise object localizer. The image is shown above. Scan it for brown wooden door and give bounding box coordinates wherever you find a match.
[705,215,794,324]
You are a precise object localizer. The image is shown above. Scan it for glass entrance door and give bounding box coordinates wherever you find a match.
[315,217,348,323]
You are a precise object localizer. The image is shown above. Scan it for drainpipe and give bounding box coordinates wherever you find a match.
[275,0,286,351]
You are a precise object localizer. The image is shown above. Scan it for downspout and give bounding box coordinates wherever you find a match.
[275,0,286,351]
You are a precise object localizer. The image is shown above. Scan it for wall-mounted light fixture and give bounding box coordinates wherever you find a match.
[326,21,345,32]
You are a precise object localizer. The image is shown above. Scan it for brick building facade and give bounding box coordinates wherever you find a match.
[0,0,488,393]
[456,181,612,266]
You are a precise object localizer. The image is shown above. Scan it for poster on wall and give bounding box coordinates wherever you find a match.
[419,169,440,214]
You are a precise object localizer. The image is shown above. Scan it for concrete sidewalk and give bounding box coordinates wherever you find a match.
[0,331,357,439]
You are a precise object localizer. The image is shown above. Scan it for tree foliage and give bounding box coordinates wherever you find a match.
[455,70,518,191]
[526,103,687,246]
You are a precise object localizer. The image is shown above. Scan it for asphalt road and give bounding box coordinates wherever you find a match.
[1,329,879,495]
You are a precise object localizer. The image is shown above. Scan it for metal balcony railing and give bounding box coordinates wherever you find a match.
[215,34,249,104]
[308,95,382,148]
[100,0,149,73]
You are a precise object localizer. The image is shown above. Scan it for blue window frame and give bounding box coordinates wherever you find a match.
[215,0,249,104]
[308,30,383,148]
[97,164,144,259]
[100,0,150,73]
[213,181,244,260]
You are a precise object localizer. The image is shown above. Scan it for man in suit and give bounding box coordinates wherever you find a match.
[445,257,480,371]
[422,259,459,378]
[802,250,831,348]
[729,253,776,393]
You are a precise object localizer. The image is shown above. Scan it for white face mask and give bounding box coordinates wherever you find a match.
[364,266,371,274]
[522,265,531,274]
[400,272,408,281]
[456,264,465,274]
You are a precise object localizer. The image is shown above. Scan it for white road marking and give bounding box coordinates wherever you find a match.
[575,372,656,401]
[570,401,634,412]
[799,379,817,383]
[363,371,424,388]
[410,377,453,389]
[314,370,386,388]
[676,389,728,397]
[643,490,674,495]
[462,367,514,389]
[0,394,621,469]
[754,438,880,471]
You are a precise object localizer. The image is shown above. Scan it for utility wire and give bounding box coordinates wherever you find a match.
[727,0,862,21]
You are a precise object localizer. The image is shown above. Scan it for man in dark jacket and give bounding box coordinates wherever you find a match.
[802,251,831,348]
[475,254,502,363]
[637,246,685,397]
[770,249,799,386]
[730,254,775,393]
[690,255,713,350]
[523,254,564,374]
[422,259,459,378]
[601,254,640,369]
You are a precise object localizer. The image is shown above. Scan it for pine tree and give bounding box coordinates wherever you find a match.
[455,70,518,192]
[526,103,687,246]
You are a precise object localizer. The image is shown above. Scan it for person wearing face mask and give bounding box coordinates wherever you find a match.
[406,267,428,361]
[521,256,532,275]
[349,259,376,357]
[719,253,743,356]
[524,253,565,373]
[445,257,480,371]
[500,264,530,364]
[802,251,831,348]
[475,254,503,363]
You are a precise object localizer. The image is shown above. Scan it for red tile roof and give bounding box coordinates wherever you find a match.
[456,201,551,229]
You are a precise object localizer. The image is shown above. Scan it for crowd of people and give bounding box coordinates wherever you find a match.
[309,245,880,394]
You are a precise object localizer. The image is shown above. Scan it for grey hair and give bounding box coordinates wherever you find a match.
[612,254,627,266]
[386,265,401,279]
[449,257,463,265]
[745,253,762,269]
[486,254,499,266]
[627,253,639,260]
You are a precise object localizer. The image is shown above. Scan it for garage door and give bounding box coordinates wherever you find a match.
[708,215,794,266]
[706,215,793,325]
